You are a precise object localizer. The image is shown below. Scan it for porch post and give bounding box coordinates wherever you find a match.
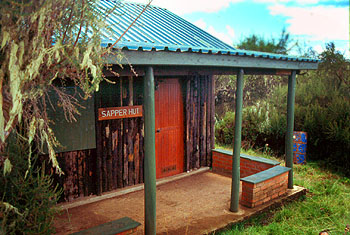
[144,66,157,235]
[286,70,297,189]
[230,68,244,212]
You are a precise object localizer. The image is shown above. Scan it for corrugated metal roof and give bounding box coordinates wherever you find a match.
[98,0,318,63]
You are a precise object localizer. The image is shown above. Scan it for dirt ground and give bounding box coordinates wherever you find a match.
[54,171,305,234]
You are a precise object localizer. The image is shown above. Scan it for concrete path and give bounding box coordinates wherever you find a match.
[54,170,305,234]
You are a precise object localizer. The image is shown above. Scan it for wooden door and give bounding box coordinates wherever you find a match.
[155,78,184,179]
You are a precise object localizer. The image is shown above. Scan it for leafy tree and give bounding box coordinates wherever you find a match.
[318,42,350,90]
[215,29,292,118]
[0,0,111,173]
[0,0,149,172]
[236,28,291,54]
[0,0,153,231]
[0,0,114,230]
[1,136,62,234]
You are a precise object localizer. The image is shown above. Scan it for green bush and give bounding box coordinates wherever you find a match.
[215,111,235,145]
[293,72,350,173]
[215,100,287,153]
[0,137,62,234]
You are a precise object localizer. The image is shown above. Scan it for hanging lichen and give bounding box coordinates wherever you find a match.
[0,0,123,174]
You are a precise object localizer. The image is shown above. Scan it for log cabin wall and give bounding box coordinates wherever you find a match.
[50,149,97,202]
[51,74,215,202]
[95,77,144,195]
[185,74,215,171]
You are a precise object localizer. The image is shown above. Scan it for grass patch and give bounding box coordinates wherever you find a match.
[215,148,350,235]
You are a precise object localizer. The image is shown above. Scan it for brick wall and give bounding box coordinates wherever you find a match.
[240,171,289,208]
[240,158,276,178]
[212,149,290,208]
[212,151,232,176]
[212,149,279,177]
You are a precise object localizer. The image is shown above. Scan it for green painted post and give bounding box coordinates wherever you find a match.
[286,70,297,189]
[230,68,244,212]
[143,66,156,235]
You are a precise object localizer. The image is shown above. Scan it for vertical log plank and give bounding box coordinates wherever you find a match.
[117,78,123,188]
[68,152,74,201]
[206,76,211,166]
[194,76,200,168]
[78,151,84,197]
[84,150,89,196]
[122,79,129,186]
[189,77,194,169]
[200,76,207,166]
[185,78,191,171]
[128,76,135,185]
[91,149,97,195]
[210,76,215,150]
[102,124,108,192]
[134,133,140,184]
[95,92,103,196]
[112,127,118,189]
[106,122,113,191]
[139,116,145,183]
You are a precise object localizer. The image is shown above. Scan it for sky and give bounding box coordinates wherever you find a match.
[130,0,349,58]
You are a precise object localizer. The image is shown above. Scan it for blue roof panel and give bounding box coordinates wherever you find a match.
[98,1,318,63]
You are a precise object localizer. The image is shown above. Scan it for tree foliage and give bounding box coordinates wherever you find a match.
[318,42,350,90]
[215,29,292,118]
[0,0,120,173]
[1,136,61,234]
[0,0,153,231]
[236,28,291,54]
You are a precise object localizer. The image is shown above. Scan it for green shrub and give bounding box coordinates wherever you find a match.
[0,137,62,234]
[215,111,235,145]
[215,99,287,154]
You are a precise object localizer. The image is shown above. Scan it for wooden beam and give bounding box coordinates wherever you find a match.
[103,66,298,78]
[106,50,318,70]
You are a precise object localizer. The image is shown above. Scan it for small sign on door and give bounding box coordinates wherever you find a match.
[98,105,143,120]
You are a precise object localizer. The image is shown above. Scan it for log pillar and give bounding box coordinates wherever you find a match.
[286,70,297,189]
[230,68,244,212]
[144,66,156,235]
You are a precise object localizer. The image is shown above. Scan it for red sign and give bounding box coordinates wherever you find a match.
[98,105,142,120]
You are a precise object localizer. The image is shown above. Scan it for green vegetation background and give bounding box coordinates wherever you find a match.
[215,39,350,177]
[215,33,350,235]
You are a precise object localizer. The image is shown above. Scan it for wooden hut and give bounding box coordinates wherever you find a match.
[50,1,318,233]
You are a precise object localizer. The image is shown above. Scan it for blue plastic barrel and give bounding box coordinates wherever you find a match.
[293,131,307,164]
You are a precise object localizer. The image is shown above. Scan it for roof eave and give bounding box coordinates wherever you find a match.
[107,50,319,71]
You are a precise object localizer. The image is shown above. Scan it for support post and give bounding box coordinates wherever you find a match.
[286,70,297,189]
[143,66,156,235]
[230,68,244,212]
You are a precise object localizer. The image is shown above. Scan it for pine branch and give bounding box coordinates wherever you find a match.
[73,0,84,48]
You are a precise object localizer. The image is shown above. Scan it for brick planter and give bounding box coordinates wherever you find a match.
[240,166,290,208]
[212,149,280,177]
[212,149,291,208]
